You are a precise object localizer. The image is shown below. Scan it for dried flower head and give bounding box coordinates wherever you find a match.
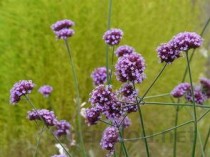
[91,67,107,86]
[171,83,191,98]
[115,45,135,57]
[172,32,203,51]
[10,80,35,104]
[38,85,53,97]
[28,109,57,126]
[55,120,71,137]
[103,28,123,46]
[115,52,146,83]
[51,19,75,32]
[156,42,180,63]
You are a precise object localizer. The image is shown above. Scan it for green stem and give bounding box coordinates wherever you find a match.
[105,0,112,85]
[25,95,72,157]
[119,130,129,157]
[34,125,46,157]
[143,93,170,100]
[109,46,115,84]
[64,39,86,156]
[185,51,197,157]
[173,104,179,157]
[133,83,150,157]
[203,126,210,152]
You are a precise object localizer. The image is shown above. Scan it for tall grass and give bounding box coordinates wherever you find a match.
[0,0,209,156]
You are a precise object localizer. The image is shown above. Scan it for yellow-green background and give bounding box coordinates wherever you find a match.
[0,0,210,156]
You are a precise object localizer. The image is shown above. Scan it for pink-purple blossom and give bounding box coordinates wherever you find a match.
[185,87,207,104]
[38,85,53,97]
[115,45,135,57]
[103,28,123,46]
[10,80,35,104]
[55,120,71,137]
[119,83,138,98]
[91,67,107,86]
[28,109,57,126]
[55,28,75,39]
[85,107,101,126]
[51,19,74,32]
[171,83,191,98]
[115,52,146,83]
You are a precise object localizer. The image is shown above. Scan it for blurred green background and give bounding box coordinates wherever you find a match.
[0,0,210,156]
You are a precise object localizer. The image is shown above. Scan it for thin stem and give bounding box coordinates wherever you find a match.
[34,125,46,157]
[143,93,170,100]
[203,126,210,152]
[133,83,150,157]
[105,0,113,85]
[64,39,86,156]
[185,51,197,157]
[141,63,167,99]
[173,104,179,157]
[109,46,115,84]
[119,130,129,157]
[25,95,72,157]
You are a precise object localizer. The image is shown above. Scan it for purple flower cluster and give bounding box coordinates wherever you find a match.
[100,127,119,154]
[10,80,35,104]
[91,67,107,86]
[103,28,123,46]
[115,45,135,57]
[89,85,116,111]
[51,19,75,39]
[119,83,138,98]
[85,107,101,125]
[55,120,71,137]
[172,32,203,51]
[156,32,202,63]
[28,109,57,126]
[171,83,191,98]
[38,85,53,97]
[185,87,207,104]
[115,52,146,83]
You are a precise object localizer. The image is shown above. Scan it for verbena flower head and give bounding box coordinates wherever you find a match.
[121,97,137,113]
[119,83,138,98]
[200,77,210,98]
[10,80,35,104]
[115,52,146,83]
[103,28,123,46]
[89,85,116,110]
[28,109,57,126]
[100,127,119,155]
[91,67,107,86]
[112,116,131,128]
[115,45,135,57]
[171,32,203,51]
[55,120,71,137]
[185,87,207,104]
[156,42,180,63]
[171,83,191,98]
[103,101,123,120]
[38,85,53,97]
[55,28,75,39]
[85,107,101,126]
[51,19,75,32]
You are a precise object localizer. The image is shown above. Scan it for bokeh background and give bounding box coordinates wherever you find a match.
[0,0,210,156]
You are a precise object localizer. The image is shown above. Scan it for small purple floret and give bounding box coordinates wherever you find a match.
[91,67,107,86]
[119,83,138,98]
[28,109,57,126]
[115,52,146,83]
[115,45,135,57]
[38,85,53,97]
[85,107,101,126]
[10,80,35,104]
[55,28,75,39]
[103,28,123,46]
[200,77,210,98]
[55,120,71,137]
[171,83,191,98]
[185,87,207,104]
